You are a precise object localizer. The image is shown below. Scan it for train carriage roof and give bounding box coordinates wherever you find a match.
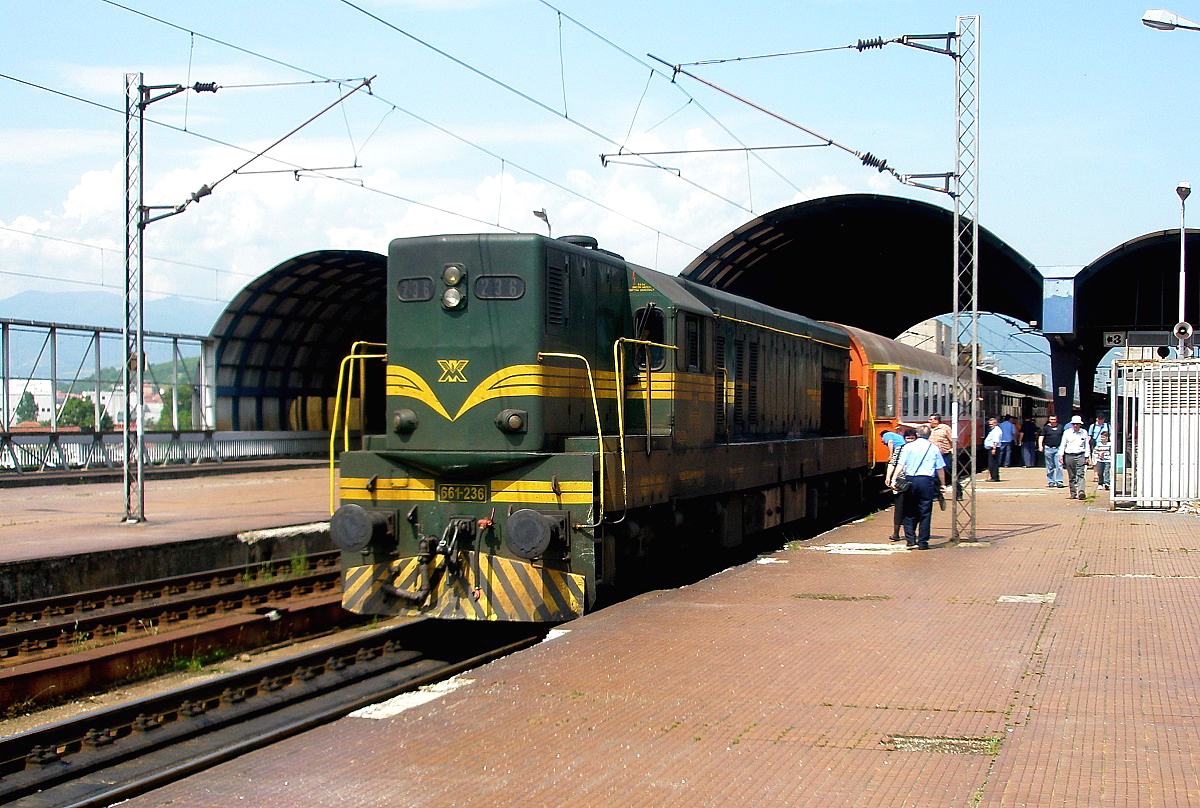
[835,323,951,375]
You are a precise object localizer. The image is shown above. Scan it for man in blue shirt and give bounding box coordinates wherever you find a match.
[999,415,1018,467]
[895,426,947,550]
[1088,414,1110,445]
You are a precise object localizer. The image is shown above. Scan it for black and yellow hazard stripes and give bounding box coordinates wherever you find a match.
[343,553,586,622]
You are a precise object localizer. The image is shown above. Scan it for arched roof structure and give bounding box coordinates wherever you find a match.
[210,194,1055,432]
[212,249,387,431]
[682,193,1041,338]
[1060,228,1200,417]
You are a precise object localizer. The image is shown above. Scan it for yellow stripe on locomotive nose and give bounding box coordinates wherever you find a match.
[339,476,437,501]
[490,479,592,505]
[342,554,585,622]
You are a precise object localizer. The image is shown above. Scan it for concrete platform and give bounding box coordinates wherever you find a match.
[113,466,1200,807]
[0,461,334,601]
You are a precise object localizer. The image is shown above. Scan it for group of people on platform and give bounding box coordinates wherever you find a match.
[880,412,1112,548]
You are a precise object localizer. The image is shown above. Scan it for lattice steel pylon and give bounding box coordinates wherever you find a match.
[124,72,146,524]
[951,16,980,541]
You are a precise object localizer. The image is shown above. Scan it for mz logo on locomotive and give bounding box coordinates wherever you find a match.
[436,359,469,383]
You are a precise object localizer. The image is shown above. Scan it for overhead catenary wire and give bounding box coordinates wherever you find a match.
[7,3,717,268]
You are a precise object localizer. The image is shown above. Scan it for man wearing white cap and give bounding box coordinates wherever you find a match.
[1061,415,1091,500]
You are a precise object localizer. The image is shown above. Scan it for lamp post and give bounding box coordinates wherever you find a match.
[1179,182,1191,356]
[1143,8,1200,30]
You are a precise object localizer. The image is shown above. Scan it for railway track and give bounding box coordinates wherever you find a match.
[0,552,363,712]
[0,619,547,807]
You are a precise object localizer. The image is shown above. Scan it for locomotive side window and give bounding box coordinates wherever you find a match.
[901,374,910,417]
[875,371,896,418]
[682,314,704,372]
[633,304,665,370]
[912,377,921,417]
[474,274,525,299]
[396,276,435,301]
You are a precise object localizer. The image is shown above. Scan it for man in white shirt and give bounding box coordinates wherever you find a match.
[982,417,1003,482]
[1061,415,1091,500]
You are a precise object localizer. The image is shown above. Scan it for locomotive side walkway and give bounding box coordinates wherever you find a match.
[113,467,1200,806]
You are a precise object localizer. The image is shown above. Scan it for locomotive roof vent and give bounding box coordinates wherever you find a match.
[557,234,624,261]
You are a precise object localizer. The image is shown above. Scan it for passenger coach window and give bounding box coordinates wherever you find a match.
[875,371,896,418]
[901,374,910,416]
[923,380,930,416]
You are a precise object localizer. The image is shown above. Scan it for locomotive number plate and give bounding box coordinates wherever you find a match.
[437,483,489,503]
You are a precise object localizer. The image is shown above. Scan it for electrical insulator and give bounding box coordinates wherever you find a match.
[192,82,218,93]
[856,37,886,51]
[860,152,889,173]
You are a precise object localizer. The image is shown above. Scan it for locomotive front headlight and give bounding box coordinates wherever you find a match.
[442,263,464,286]
[442,287,464,309]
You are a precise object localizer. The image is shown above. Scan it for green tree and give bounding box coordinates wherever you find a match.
[156,385,194,430]
[14,391,38,423]
[59,396,113,431]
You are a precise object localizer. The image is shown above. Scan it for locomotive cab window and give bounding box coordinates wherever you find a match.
[681,313,704,372]
[633,303,665,371]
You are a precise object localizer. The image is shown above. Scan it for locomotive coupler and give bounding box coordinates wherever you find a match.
[436,518,477,573]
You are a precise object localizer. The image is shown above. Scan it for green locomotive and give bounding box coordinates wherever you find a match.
[330,233,868,622]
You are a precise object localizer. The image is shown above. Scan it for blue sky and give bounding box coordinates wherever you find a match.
[1,1,1197,377]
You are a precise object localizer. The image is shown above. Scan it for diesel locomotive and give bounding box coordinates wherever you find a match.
[329,232,1046,622]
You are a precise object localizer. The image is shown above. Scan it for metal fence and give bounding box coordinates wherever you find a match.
[2,317,216,433]
[1,318,330,474]
[0,430,328,473]
[1112,359,1200,509]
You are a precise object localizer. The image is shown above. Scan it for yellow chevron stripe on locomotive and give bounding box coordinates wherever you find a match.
[342,553,585,621]
[386,363,711,421]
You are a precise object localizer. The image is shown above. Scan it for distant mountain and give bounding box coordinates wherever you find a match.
[0,290,225,337]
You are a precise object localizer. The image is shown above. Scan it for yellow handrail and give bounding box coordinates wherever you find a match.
[537,351,605,529]
[328,342,387,514]
[610,337,678,520]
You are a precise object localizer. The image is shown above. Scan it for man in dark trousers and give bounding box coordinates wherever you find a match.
[1020,417,1039,467]
[983,417,1003,482]
[1038,414,1065,488]
[894,426,947,550]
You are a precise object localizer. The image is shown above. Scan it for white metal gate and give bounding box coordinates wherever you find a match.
[1112,359,1200,508]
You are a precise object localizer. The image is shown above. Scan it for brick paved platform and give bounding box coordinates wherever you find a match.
[0,461,331,564]
[0,461,334,600]
[119,466,1200,807]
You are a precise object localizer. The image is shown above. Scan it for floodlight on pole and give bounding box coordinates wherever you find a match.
[1143,8,1200,31]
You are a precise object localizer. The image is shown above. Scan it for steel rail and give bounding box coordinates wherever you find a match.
[0,567,340,665]
[0,620,546,807]
[0,551,339,628]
